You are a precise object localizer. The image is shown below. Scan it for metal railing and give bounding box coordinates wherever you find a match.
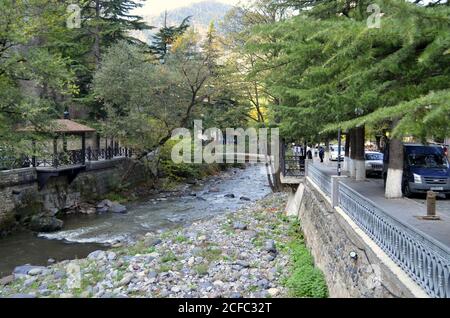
[0,147,133,170]
[307,162,332,196]
[338,182,450,298]
[282,155,305,177]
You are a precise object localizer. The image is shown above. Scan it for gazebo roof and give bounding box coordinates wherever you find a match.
[18,119,96,134]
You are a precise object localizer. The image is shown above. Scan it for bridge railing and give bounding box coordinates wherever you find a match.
[305,161,450,298]
[338,182,450,298]
[0,147,134,170]
[307,161,331,196]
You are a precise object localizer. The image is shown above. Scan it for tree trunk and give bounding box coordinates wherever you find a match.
[354,125,366,181]
[349,129,356,177]
[324,139,330,161]
[343,133,350,172]
[93,0,101,69]
[385,137,404,199]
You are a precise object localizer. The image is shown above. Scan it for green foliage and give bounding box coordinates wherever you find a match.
[149,14,191,62]
[247,0,450,142]
[284,220,328,298]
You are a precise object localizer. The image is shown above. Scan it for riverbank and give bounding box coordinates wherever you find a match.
[0,192,328,298]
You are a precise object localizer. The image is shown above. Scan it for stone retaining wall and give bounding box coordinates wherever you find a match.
[0,158,150,236]
[288,179,426,298]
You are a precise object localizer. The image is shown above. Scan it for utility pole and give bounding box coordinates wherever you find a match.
[337,128,342,176]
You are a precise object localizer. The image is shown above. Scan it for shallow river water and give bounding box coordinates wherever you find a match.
[0,164,271,277]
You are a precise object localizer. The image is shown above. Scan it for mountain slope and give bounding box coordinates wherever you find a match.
[135,1,234,43]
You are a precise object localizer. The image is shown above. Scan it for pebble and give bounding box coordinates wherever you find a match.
[233,222,247,231]
[118,274,133,286]
[267,288,280,297]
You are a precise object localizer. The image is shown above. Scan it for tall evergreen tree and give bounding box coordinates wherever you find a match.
[149,12,191,62]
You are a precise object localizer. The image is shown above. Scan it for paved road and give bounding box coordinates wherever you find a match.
[311,160,450,247]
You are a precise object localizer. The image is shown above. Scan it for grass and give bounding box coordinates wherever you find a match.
[193,263,209,277]
[283,219,328,298]
[198,247,222,262]
[160,251,178,263]
[174,235,189,243]
[103,192,129,203]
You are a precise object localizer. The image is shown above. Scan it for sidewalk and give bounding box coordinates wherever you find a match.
[311,162,450,248]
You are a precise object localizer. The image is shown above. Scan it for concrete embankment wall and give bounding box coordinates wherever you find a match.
[286,179,427,298]
[0,158,150,236]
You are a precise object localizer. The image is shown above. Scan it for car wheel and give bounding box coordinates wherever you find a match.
[402,180,413,198]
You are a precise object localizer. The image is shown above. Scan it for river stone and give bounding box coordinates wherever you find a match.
[186,178,197,185]
[88,250,107,261]
[110,203,127,214]
[148,271,158,279]
[39,289,52,296]
[107,252,117,261]
[224,193,235,198]
[171,286,181,293]
[96,206,109,214]
[233,222,247,230]
[97,199,113,208]
[0,275,14,286]
[208,187,220,193]
[257,279,270,289]
[234,260,250,268]
[118,273,133,286]
[53,270,66,280]
[28,267,44,276]
[13,265,46,276]
[23,277,37,287]
[267,288,279,297]
[29,216,63,232]
[239,196,251,201]
[144,238,162,247]
[264,240,277,253]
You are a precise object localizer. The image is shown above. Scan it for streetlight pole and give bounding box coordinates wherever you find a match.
[337,128,342,176]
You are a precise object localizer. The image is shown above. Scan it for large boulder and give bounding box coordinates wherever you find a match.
[109,203,127,214]
[29,216,63,232]
[96,199,113,209]
[13,265,46,276]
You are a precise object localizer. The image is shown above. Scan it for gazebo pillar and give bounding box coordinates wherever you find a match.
[53,136,58,167]
[63,133,68,153]
[31,139,36,167]
[81,132,86,165]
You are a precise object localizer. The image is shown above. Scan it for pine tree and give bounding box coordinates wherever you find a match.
[149,12,191,63]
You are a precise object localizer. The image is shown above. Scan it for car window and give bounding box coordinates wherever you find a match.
[406,146,449,168]
[408,153,449,168]
[365,153,383,160]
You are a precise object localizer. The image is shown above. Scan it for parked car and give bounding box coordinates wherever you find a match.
[383,144,450,197]
[329,144,344,161]
[365,151,383,177]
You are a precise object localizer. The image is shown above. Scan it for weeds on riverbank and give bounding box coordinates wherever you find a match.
[282,219,328,298]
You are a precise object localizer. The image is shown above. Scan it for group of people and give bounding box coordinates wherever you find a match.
[291,143,319,160]
[291,143,326,162]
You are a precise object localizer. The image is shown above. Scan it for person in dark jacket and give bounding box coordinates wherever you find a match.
[319,146,325,163]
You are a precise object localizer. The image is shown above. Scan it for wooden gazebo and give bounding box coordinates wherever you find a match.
[18,117,96,189]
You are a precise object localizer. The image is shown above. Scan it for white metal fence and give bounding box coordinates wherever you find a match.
[306,161,450,298]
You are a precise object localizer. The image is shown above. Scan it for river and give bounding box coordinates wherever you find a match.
[0,164,271,277]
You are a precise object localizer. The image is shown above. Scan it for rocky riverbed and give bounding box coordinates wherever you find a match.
[0,192,310,298]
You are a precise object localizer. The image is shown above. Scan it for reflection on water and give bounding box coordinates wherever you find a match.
[0,164,270,277]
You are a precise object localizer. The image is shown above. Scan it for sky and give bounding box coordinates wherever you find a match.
[135,0,242,17]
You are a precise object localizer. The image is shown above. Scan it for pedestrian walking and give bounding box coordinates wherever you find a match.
[319,146,325,163]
